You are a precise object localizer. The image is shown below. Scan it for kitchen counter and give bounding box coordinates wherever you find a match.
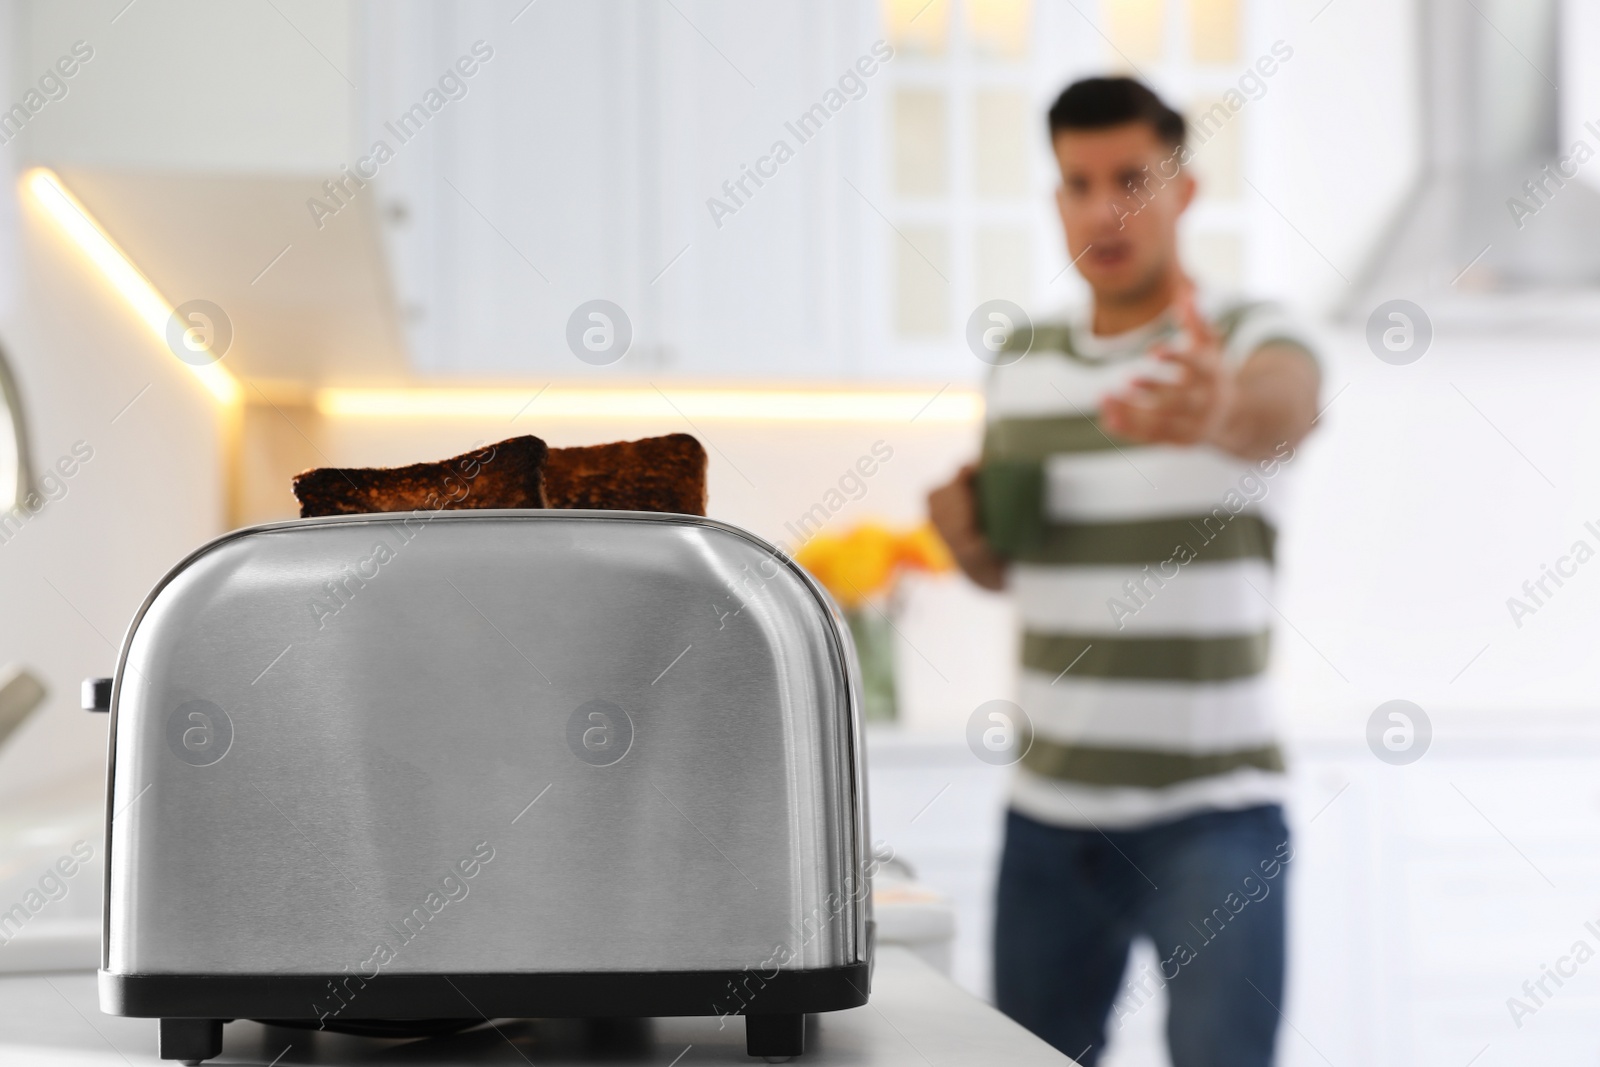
[0,946,1076,1065]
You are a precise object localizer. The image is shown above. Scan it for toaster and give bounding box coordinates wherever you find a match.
[89,510,873,1062]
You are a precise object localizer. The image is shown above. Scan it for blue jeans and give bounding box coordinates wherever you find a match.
[994,804,1289,1066]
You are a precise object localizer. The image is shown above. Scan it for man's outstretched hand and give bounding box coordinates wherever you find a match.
[1100,284,1234,448]
[1099,283,1319,461]
[927,464,1007,592]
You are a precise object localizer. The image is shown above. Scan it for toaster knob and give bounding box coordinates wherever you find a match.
[82,677,112,712]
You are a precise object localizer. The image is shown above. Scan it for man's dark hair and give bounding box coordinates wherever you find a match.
[1047,77,1186,149]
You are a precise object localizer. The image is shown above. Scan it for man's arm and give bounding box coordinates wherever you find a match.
[927,463,1007,591]
[1099,287,1320,461]
[1208,341,1319,459]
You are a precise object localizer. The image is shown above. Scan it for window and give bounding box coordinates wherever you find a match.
[1104,0,1249,291]
[894,88,950,197]
[882,0,1038,346]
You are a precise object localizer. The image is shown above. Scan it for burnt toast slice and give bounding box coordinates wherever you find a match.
[292,436,548,518]
[543,433,708,516]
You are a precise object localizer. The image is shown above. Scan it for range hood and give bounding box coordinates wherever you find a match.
[1348,0,1600,324]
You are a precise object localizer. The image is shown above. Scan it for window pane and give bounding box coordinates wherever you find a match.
[1104,0,1166,66]
[973,88,1031,199]
[966,0,1031,59]
[1186,97,1242,199]
[894,88,950,197]
[1187,0,1239,64]
[884,0,950,56]
[895,226,951,336]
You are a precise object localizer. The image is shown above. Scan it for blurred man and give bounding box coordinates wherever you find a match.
[928,78,1319,1066]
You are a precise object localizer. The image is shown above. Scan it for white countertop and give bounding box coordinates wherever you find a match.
[0,946,1076,1065]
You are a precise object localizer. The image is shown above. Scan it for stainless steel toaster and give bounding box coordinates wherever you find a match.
[89,510,873,1062]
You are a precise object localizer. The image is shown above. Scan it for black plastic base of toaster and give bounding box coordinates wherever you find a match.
[152,1012,814,1062]
[101,961,870,1022]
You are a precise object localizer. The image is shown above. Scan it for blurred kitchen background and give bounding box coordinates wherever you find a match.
[3,0,1600,1064]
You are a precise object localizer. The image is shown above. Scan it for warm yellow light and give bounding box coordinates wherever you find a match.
[25,168,241,406]
[966,0,1032,58]
[1103,0,1166,66]
[884,0,950,54]
[1187,0,1238,63]
[314,385,983,424]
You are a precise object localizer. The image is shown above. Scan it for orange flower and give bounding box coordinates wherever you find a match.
[795,521,954,608]
[794,533,848,604]
[896,521,955,574]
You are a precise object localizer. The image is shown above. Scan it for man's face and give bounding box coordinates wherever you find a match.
[1052,123,1194,303]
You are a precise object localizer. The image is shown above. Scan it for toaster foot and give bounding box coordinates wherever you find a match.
[745,1013,804,1059]
[158,1018,223,1064]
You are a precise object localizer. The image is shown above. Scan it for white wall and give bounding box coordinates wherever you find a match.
[0,191,224,802]
[0,0,358,799]
[1278,324,1600,723]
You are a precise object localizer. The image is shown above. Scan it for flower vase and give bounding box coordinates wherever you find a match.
[846,607,897,724]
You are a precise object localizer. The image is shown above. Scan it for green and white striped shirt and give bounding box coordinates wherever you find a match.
[983,298,1317,829]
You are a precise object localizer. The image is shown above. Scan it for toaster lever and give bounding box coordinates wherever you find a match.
[82,677,112,712]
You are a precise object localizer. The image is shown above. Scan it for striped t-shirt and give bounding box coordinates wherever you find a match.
[983,298,1317,830]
